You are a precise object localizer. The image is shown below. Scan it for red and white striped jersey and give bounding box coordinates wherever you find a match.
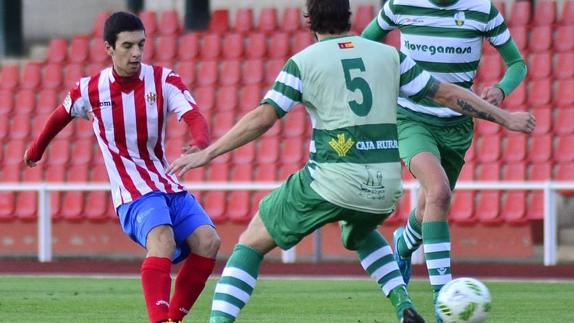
[63,63,197,207]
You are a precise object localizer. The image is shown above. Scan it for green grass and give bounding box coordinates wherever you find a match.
[0,276,572,322]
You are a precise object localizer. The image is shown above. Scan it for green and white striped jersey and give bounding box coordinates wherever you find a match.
[261,35,435,213]
[377,0,510,119]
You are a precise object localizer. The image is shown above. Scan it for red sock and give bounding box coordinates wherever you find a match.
[168,253,216,321]
[141,256,172,323]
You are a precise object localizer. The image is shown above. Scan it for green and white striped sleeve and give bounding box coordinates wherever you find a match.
[261,59,303,118]
[376,0,398,31]
[484,3,511,47]
[398,51,434,102]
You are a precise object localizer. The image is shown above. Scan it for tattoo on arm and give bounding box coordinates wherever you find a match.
[426,78,440,99]
[456,99,496,122]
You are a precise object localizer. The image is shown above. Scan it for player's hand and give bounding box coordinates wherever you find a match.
[23,149,38,167]
[167,150,211,177]
[503,111,536,134]
[480,87,504,106]
[181,144,200,155]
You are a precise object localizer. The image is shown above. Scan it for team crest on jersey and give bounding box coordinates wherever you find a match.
[146,92,157,105]
[454,11,465,26]
[329,133,354,157]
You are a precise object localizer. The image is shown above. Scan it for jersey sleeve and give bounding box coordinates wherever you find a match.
[261,58,303,118]
[376,0,399,32]
[165,71,198,120]
[397,51,435,102]
[64,80,89,119]
[483,3,511,47]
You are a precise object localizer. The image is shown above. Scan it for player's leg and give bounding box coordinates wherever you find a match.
[210,212,276,323]
[341,215,424,322]
[168,192,220,322]
[117,192,175,323]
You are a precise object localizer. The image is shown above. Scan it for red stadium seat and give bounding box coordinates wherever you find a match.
[232,141,256,165]
[47,138,71,166]
[560,0,574,25]
[283,109,307,138]
[528,78,552,108]
[4,139,25,165]
[555,79,574,107]
[67,164,89,182]
[242,58,264,85]
[20,62,42,90]
[90,164,108,182]
[531,108,551,135]
[533,0,556,26]
[502,191,527,224]
[143,41,155,64]
[257,136,280,164]
[554,135,574,163]
[244,32,266,59]
[68,35,89,64]
[211,111,235,139]
[155,35,177,62]
[529,26,552,53]
[46,38,68,64]
[231,162,254,181]
[527,191,544,220]
[281,137,305,166]
[177,33,199,62]
[553,52,574,80]
[139,10,158,37]
[85,191,109,222]
[233,8,254,34]
[256,8,278,34]
[291,31,314,54]
[509,1,531,26]
[158,10,181,36]
[89,39,110,64]
[478,162,501,181]
[0,64,19,91]
[70,138,95,166]
[196,61,218,87]
[228,191,251,223]
[182,166,205,182]
[222,33,244,60]
[353,5,375,34]
[9,114,31,140]
[200,33,222,60]
[477,54,502,82]
[45,164,66,182]
[477,190,501,225]
[554,107,574,135]
[175,61,195,88]
[239,84,263,112]
[13,89,35,116]
[15,191,37,222]
[528,52,551,80]
[75,119,94,139]
[92,11,110,37]
[502,161,526,181]
[1,163,20,182]
[165,118,185,140]
[278,163,300,180]
[502,134,527,163]
[508,26,528,51]
[207,163,229,182]
[449,191,475,225]
[474,119,500,135]
[64,63,84,90]
[553,25,574,52]
[527,134,552,164]
[219,60,241,86]
[265,58,285,86]
[59,191,84,222]
[384,29,401,48]
[281,7,303,33]
[0,90,13,115]
[216,85,238,112]
[255,163,277,181]
[0,104,9,134]
[529,163,552,181]
[503,81,526,110]
[555,162,574,181]
[0,192,16,221]
[476,134,501,163]
[85,62,106,76]
[263,117,282,137]
[194,86,215,113]
[209,9,229,33]
[268,32,290,59]
[42,63,63,90]
[203,191,227,223]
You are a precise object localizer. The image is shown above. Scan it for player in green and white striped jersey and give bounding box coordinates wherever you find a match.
[362,0,528,316]
[168,1,534,322]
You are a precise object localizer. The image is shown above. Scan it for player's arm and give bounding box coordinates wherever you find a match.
[361,1,395,41]
[181,109,209,153]
[167,104,279,176]
[398,51,534,133]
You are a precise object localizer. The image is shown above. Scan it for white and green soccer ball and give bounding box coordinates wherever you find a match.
[436,277,491,323]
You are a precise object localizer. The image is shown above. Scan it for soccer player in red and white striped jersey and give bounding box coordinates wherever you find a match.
[24,12,219,323]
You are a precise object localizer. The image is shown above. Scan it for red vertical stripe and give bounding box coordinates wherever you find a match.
[87,73,139,201]
[153,66,184,190]
[109,80,159,192]
[134,81,175,193]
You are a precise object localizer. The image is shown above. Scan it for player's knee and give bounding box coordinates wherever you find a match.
[196,230,221,258]
[148,235,177,258]
[426,183,452,209]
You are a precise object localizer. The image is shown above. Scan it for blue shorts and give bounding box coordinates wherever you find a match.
[116,191,214,263]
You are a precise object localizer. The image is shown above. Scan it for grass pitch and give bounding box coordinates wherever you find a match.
[0,276,572,322]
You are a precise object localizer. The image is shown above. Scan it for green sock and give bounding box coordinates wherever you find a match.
[210,244,263,323]
[422,221,452,296]
[397,209,423,259]
[357,230,408,319]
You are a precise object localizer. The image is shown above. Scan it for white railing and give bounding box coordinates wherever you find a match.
[0,181,573,265]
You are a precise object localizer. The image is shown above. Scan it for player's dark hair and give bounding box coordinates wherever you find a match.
[103,11,145,48]
[304,0,351,34]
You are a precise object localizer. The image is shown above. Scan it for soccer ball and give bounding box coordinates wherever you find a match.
[435,277,491,323]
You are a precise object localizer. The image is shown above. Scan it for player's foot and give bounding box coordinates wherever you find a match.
[393,227,412,284]
[433,291,443,323]
[401,308,425,323]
